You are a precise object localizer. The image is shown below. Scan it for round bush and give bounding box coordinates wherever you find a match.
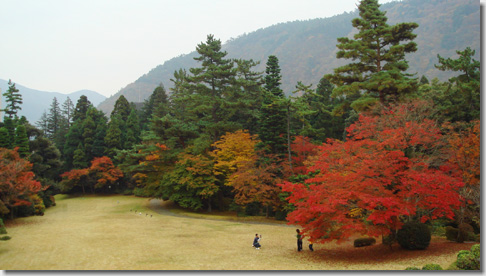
[457,223,474,243]
[397,222,431,250]
[0,236,11,241]
[404,267,420,270]
[422,264,443,270]
[446,226,459,241]
[456,244,481,270]
[354,237,376,247]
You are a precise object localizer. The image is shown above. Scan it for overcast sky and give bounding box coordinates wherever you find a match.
[0,0,445,97]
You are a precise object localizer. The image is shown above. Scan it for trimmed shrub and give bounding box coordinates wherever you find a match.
[0,236,11,241]
[457,223,475,243]
[354,237,376,247]
[404,267,420,270]
[422,264,443,270]
[30,194,46,216]
[456,244,480,270]
[397,222,431,250]
[445,226,459,241]
[0,218,6,235]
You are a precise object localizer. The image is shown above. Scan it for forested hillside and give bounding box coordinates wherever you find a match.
[97,0,479,114]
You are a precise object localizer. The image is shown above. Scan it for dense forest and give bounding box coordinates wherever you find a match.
[0,0,479,251]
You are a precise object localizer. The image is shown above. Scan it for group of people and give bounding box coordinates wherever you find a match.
[252,229,313,251]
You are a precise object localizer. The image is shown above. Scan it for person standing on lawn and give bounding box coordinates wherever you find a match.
[296,229,303,251]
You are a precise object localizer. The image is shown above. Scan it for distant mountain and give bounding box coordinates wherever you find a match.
[0,79,106,123]
[97,0,480,115]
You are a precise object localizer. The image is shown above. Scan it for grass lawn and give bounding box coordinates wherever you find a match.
[0,194,476,270]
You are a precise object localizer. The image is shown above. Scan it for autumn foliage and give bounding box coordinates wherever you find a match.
[60,156,123,193]
[280,102,464,244]
[0,148,42,215]
[444,120,480,224]
[212,130,282,208]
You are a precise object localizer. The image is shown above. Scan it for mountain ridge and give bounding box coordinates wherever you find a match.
[0,79,106,123]
[98,0,479,115]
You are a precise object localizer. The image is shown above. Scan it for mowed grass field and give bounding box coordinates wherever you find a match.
[0,195,475,270]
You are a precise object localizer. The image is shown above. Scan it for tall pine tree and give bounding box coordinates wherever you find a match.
[1,80,23,119]
[325,0,418,112]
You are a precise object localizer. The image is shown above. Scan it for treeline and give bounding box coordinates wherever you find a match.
[0,0,479,246]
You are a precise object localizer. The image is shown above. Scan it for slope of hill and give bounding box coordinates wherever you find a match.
[0,79,106,123]
[97,0,480,115]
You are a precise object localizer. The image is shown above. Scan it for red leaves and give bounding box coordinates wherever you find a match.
[280,101,464,244]
[60,156,123,191]
[0,148,41,210]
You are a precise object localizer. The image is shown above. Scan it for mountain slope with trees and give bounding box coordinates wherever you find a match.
[97,0,479,115]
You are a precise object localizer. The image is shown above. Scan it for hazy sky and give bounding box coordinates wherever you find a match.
[0,0,427,97]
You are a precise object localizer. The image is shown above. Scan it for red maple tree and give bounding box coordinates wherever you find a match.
[280,101,464,244]
[0,148,42,217]
[60,156,123,193]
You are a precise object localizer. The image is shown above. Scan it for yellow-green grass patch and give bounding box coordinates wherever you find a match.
[0,195,475,270]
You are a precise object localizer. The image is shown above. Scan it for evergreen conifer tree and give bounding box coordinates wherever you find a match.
[61,97,75,127]
[104,115,123,157]
[325,0,418,112]
[185,34,239,145]
[0,127,9,148]
[72,143,88,168]
[2,117,15,149]
[73,95,92,122]
[1,80,23,119]
[258,55,287,157]
[14,124,30,157]
[125,109,141,149]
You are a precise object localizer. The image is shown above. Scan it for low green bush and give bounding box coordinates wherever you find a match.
[0,236,11,241]
[397,222,431,250]
[354,237,376,247]
[422,264,443,270]
[456,244,480,270]
[404,267,420,270]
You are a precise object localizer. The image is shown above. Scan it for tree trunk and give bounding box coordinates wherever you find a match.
[287,104,293,174]
[207,199,212,213]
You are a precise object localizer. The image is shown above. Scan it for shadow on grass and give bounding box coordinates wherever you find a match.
[304,239,476,264]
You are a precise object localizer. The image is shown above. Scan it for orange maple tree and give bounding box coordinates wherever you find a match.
[0,148,42,216]
[89,156,124,189]
[444,120,480,224]
[60,156,123,193]
[280,101,464,244]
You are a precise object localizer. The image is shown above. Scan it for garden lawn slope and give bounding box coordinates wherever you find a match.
[0,195,475,270]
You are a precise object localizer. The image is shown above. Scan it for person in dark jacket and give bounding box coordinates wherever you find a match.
[253,233,262,249]
[296,229,303,251]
